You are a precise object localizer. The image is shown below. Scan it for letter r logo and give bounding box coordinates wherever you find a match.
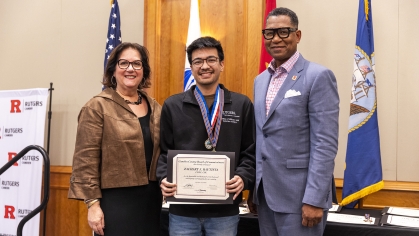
[4,205,15,219]
[8,152,18,166]
[10,100,21,113]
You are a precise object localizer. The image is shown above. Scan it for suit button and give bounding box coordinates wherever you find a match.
[262,157,266,161]
[264,134,268,138]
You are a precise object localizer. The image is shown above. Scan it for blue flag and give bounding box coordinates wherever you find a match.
[104,0,122,70]
[341,0,383,208]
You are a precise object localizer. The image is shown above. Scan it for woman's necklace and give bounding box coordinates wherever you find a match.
[124,95,142,105]
[116,90,142,105]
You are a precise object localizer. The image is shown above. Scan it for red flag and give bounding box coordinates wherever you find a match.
[259,0,276,73]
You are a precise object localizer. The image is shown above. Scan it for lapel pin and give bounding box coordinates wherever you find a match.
[292,75,297,81]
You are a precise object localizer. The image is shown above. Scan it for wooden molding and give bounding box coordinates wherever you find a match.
[335,178,419,191]
[335,178,419,209]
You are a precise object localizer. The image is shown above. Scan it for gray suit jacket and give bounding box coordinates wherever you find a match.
[253,55,339,213]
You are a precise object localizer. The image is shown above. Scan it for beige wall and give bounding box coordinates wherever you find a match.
[397,0,419,180]
[277,0,419,182]
[1,0,418,182]
[0,0,144,165]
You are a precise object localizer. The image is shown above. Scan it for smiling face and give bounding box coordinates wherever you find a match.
[114,47,143,93]
[264,15,301,67]
[190,47,224,94]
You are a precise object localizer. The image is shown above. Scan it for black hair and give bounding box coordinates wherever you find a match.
[267,7,299,28]
[186,36,224,64]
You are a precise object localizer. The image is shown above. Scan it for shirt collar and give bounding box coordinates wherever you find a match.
[183,84,232,105]
[267,51,300,75]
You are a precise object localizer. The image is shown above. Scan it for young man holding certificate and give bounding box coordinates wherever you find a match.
[157,36,256,236]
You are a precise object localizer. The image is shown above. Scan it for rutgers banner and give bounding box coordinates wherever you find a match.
[0,88,49,236]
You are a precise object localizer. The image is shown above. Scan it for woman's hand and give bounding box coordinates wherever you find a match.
[88,202,105,235]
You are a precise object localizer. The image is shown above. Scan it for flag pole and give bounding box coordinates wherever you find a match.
[41,82,54,236]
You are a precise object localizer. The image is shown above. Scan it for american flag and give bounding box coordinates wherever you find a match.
[360,65,371,73]
[104,0,122,70]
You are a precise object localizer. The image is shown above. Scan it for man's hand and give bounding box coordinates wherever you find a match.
[160,177,177,197]
[301,204,323,227]
[226,175,244,200]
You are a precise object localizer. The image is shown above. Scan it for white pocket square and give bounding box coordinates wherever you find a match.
[284,89,301,98]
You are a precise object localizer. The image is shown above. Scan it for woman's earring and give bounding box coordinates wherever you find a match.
[140,78,146,87]
[111,76,117,86]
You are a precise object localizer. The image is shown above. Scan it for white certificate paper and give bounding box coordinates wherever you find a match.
[173,154,230,200]
[383,215,419,228]
[327,213,376,225]
[386,207,419,218]
[166,150,235,204]
[329,204,342,213]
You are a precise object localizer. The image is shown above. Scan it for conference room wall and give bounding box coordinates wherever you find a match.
[0,0,145,165]
[0,0,418,183]
[287,0,419,182]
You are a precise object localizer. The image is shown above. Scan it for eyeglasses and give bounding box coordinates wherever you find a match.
[117,59,143,70]
[262,27,298,40]
[191,56,219,68]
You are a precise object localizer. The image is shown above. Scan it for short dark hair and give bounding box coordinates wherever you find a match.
[102,42,151,89]
[186,36,224,65]
[266,7,299,28]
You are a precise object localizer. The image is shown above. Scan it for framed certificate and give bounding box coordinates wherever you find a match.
[166,150,235,204]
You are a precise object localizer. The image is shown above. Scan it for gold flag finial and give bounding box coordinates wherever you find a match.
[364,0,369,21]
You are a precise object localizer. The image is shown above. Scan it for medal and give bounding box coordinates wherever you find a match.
[205,139,212,150]
[194,86,224,152]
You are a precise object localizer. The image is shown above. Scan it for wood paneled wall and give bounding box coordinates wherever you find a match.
[144,0,263,104]
[40,166,90,236]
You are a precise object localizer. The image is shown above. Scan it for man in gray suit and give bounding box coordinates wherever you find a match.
[251,7,339,235]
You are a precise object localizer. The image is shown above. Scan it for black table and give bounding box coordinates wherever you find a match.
[161,208,419,236]
[324,208,419,236]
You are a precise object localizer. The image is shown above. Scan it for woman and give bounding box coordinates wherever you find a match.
[68,42,162,235]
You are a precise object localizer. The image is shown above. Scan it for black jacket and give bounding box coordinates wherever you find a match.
[157,84,256,217]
